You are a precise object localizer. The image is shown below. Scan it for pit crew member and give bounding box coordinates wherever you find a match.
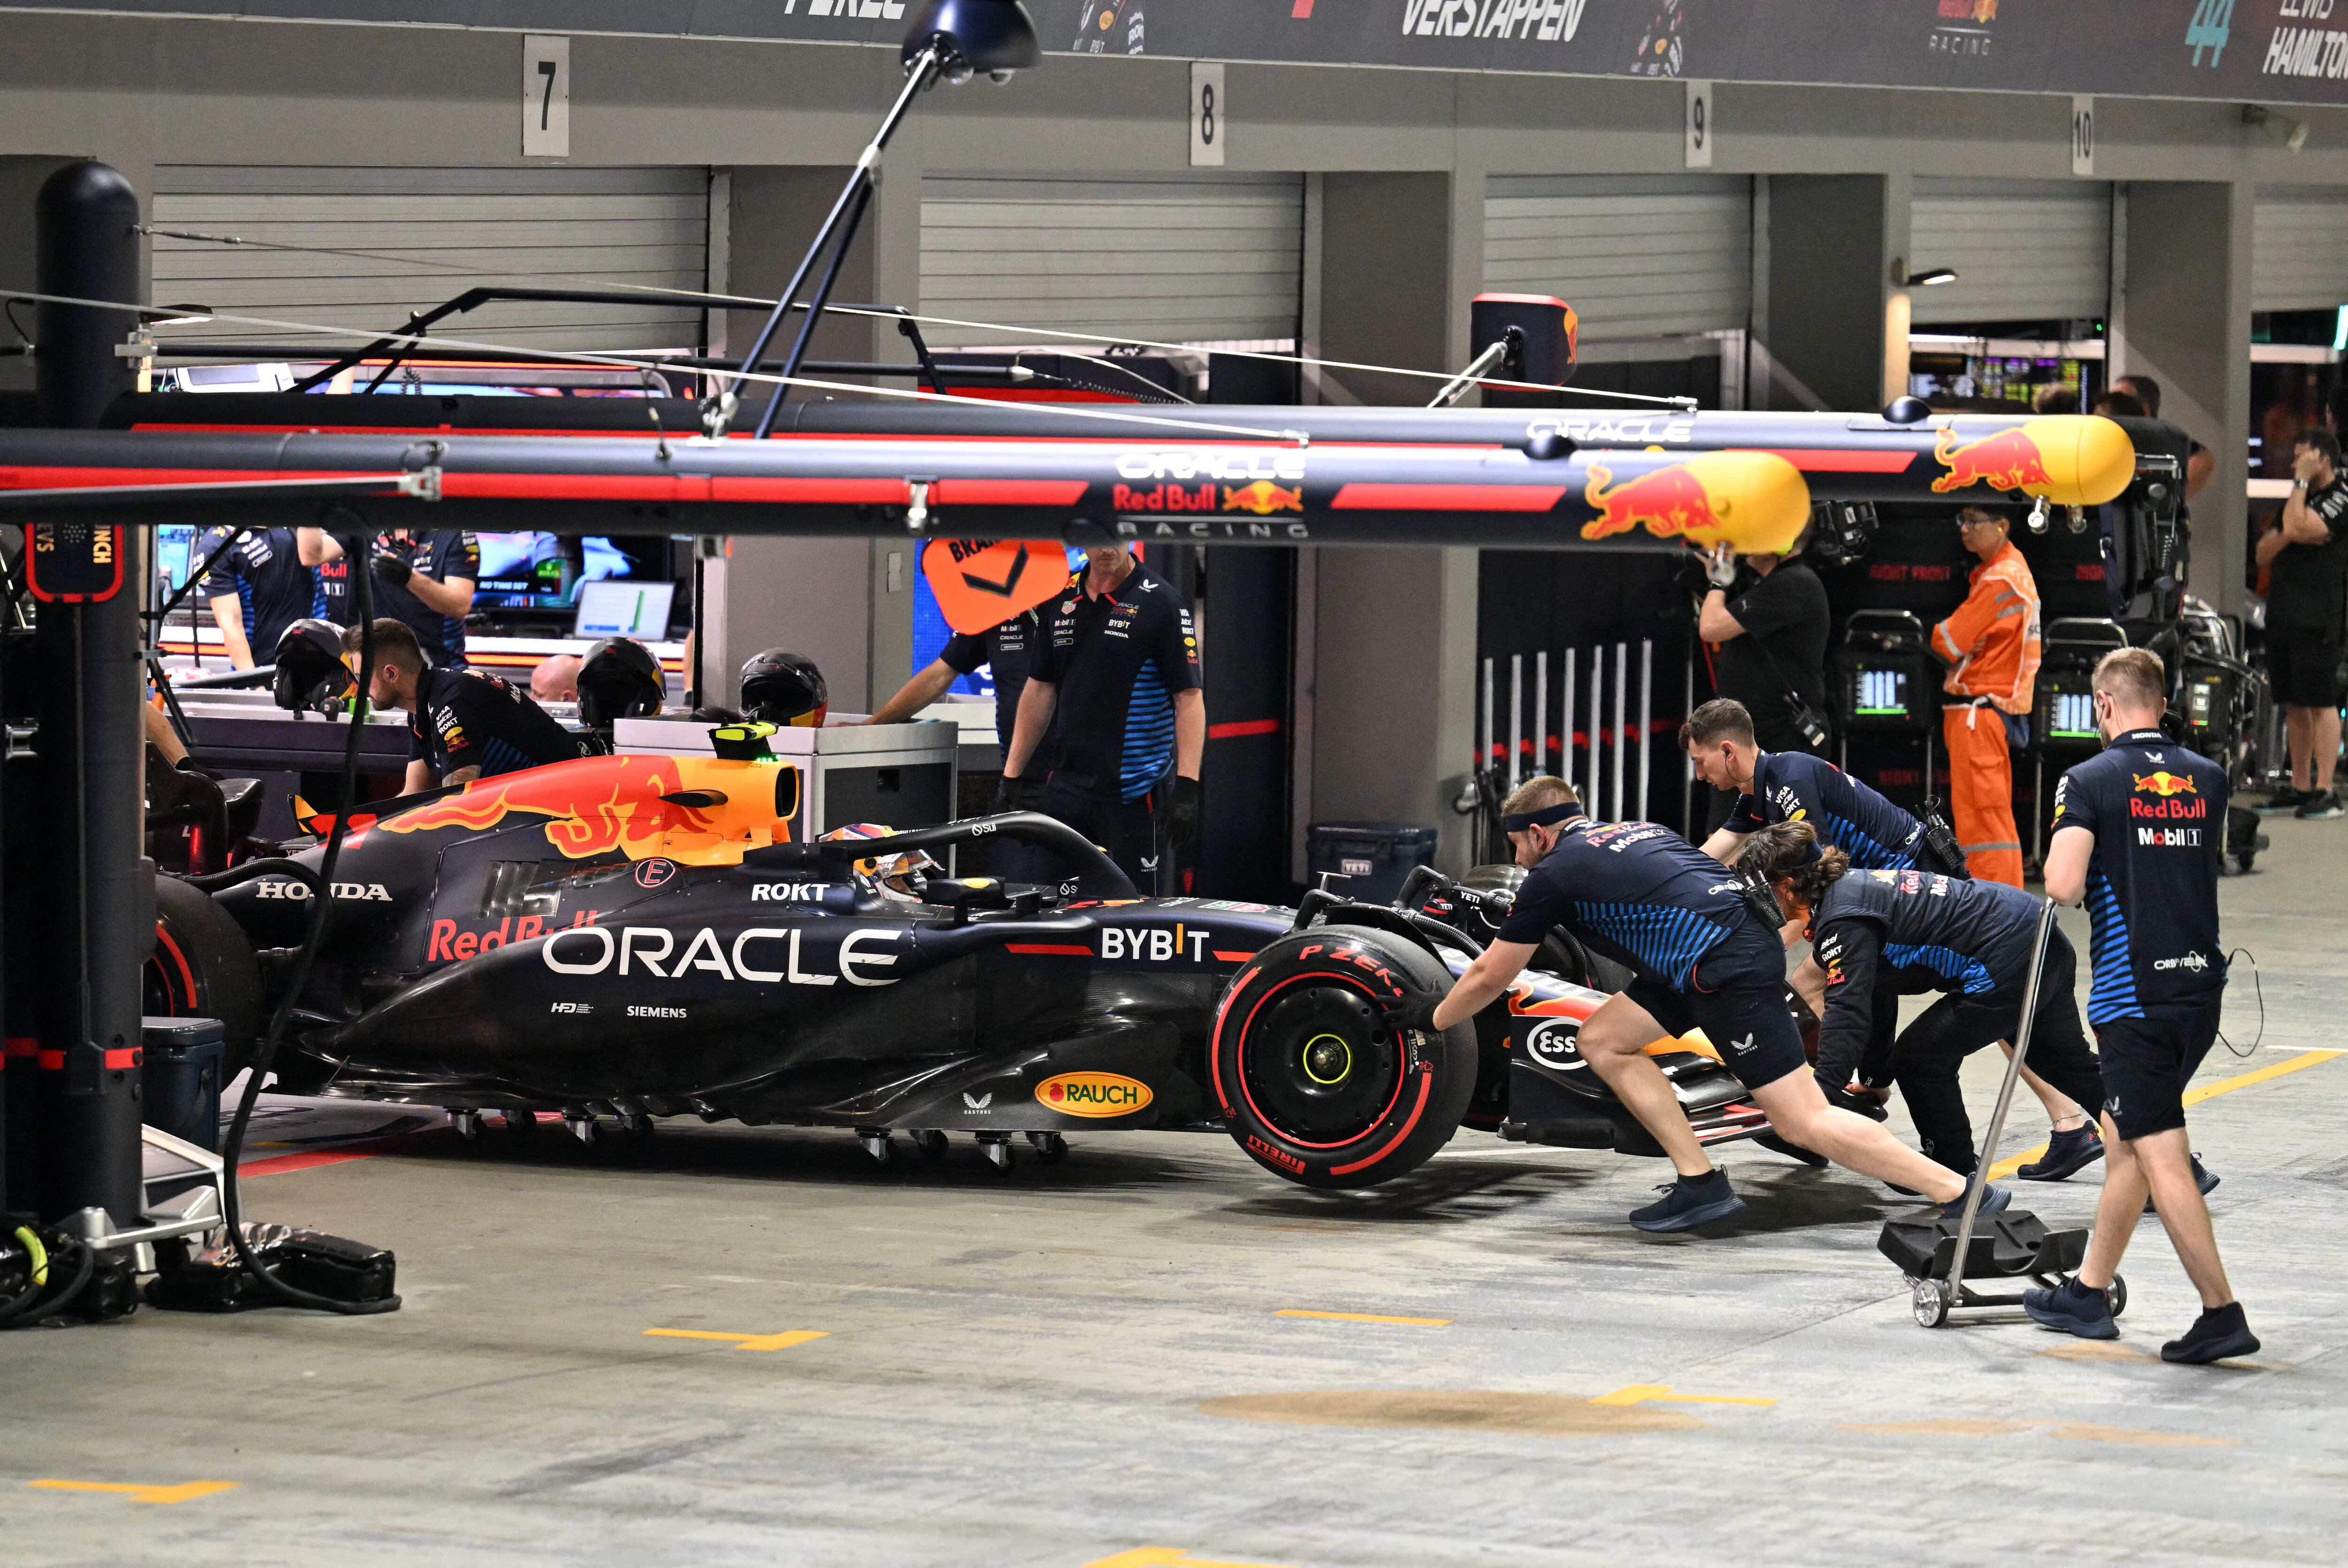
[1751,826,2108,1182]
[345,618,581,793]
[1413,776,2000,1234]
[1694,528,1832,830]
[2028,648,2254,1364]
[868,603,1047,774]
[316,529,479,669]
[194,525,335,671]
[1932,504,2041,885]
[2252,428,2348,819]
[997,545,1203,890]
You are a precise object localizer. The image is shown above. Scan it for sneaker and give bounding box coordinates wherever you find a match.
[1629,1169,1748,1233]
[1938,1181,2012,1222]
[2018,1122,2105,1182]
[2145,1153,2219,1214]
[2025,1277,2120,1339]
[2162,1301,2260,1364]
[2256,785,2310,815]
[1753,1131,1829,1167]
[2295,788,2345,820]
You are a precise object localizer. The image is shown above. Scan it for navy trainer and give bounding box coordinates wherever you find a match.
[2025,1276,2119,1340]
[1629,1169,1748,1233]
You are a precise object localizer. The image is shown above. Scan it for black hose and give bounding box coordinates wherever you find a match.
[214,520,399,1315]
[0,1233,95,1328]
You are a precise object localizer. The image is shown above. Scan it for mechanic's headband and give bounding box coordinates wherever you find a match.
[1502,803,1585,835]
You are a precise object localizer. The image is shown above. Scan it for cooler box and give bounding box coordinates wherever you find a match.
[1307,822,1438,906]
[142,1015,225,1153]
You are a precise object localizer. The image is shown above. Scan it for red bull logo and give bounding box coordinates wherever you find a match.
[1222,480,1303,515]
[2133,771,2198,797]
[1931,427,2053,494]
[378,754,779,863]
[1580,464,1721,541]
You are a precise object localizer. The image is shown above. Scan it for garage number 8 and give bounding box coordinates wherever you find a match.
[1200,84,1215,147]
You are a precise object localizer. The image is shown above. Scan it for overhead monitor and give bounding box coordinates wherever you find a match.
[572,579,676,641]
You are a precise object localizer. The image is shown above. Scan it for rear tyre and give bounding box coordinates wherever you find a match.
[145,873,263,1080]
[1211,922,1477,1190]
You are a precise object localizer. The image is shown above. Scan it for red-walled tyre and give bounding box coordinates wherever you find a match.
[1211,923,1477,1190]
[145,873,263,1079]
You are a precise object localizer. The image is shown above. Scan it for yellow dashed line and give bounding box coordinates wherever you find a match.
[1987,1047,2342,1179]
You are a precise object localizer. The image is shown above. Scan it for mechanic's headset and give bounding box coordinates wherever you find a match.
[577,637,666,732]
[272,619,355,713]
[740,649,829,728]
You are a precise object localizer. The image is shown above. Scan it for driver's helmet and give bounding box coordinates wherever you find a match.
[273,619,354,713]
[818,822,937,900]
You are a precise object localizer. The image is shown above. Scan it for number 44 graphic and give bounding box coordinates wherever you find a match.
[525,35,571,158]
[2186,0,2233,69]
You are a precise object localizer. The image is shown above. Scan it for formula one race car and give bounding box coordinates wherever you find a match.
[147,747,1773,1188]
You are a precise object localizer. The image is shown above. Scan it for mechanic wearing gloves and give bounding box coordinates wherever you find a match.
[1750,824,2108,1184]
[1693,529,1831,830]
[996,545,1202,890]
[316,529,479,669]
[194,524,336,670]
[344,618,581,793]
[1687,697,2104,1179]
[2027,649,2254,1363]
[1412,776,1994,1234]
[1932,505,2041,885]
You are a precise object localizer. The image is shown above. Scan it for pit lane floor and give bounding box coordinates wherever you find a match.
[11,813,2348,1567]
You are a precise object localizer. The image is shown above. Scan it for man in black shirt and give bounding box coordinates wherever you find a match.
[343,618,581,794]
[2033,648,2255,1363]
[1695,532,1831,829]
[2254,428,2348,818]
[867,605,1045,768]
[998,547,1203,889]
[319,530,480,669]
[196,525,333,670]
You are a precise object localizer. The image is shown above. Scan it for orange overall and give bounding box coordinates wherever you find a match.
[1931,540,2041,886]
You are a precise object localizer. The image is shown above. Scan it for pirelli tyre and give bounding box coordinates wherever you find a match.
[1211,923,1477,1189]
[146,873,263,1078]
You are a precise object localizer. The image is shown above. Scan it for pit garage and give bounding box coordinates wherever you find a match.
[6,5,2348,1564]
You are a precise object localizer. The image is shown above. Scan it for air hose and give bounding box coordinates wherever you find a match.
[0,1228,94,1327]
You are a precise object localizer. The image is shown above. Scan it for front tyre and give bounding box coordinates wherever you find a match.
[146,872,263,1079]
[1211,923,1477,1190]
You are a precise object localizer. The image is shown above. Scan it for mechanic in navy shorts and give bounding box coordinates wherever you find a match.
[1408,776,1988,1234]
[344,619,581,794]
[1685,696,2104,1179]
[2027,648,2258,1363]
[996,544,1203,891]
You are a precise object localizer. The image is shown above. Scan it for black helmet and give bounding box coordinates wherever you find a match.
[272,619,354,713]
[739,649,828,728]
[577,637,665,731]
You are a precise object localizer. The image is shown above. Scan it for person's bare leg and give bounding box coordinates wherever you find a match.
[2075,1112,2147,1289]
[2287,706,2315,791]
[2137,1126,2238,1308]
[2315,705,2342,794]
[1576,994,1712,1179]
[2002,1046,2090,1130]
[1748,1071,1967,1203]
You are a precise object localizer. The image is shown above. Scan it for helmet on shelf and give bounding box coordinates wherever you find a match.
[576,637,665,732]
[740,649,828,728]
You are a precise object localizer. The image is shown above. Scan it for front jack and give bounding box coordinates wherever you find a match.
[977,1134,1014,1173]
[857,1128,893,1166]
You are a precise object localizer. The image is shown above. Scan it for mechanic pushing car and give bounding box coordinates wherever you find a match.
[343,618,582,793]
[996,544,1203,890]
[1745,823,2109,1184]
[315,528,480,669]
[1410,776,1999,1233]
[2027,648,2255,1363]
[193,523,337,671]
[1686,697,2104,1179]
[1933,503,2042,886]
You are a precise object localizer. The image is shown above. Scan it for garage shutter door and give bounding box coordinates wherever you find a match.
[1483,175,1752,344]
[2253,188,2348,312]
[919,173,1304,347]
[151,166,710,352]
[1907,178,2111,326]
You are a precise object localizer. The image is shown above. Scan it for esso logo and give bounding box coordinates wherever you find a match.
[1524,1017,1583,1071]
[634,859,678,890]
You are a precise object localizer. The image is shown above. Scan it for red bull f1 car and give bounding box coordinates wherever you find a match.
[146,749,1770,1186]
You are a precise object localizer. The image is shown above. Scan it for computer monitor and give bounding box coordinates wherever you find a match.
[572,579,676,641]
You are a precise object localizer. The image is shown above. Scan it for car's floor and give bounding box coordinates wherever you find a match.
[10,802,2348,1568]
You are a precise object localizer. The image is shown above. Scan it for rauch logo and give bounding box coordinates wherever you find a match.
[1034,1072,1154,1119]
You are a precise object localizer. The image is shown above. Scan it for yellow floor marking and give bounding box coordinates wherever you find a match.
[1840,1418,2232,1446]
[28,1480,239,1505]
[1589,1384,1776,1408]
[1085,1552,1301,1568]
[2038,1340,2290,1372]
[1274,1309,1452,1327]
[1987,1048,2344,1179]
[2046,1422,2236,1448]
[641,1329,829,1352]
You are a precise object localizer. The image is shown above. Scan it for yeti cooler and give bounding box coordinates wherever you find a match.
[1307,822,1439,905]
[141,1016,225,1153]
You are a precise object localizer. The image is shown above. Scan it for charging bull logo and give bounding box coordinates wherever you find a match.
[1222,481,1303,515]
[2134,771,2198,797]
[1581,463,1720,541]
[378,754,791,862]
[1932,427,2053,494]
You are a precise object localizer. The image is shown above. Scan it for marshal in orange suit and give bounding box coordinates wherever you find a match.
[1932,505,2042,886]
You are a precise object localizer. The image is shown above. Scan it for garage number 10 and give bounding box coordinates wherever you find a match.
[1190,63,1225,168]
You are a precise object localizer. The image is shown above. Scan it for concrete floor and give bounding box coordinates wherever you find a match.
[12,811,2348,1567]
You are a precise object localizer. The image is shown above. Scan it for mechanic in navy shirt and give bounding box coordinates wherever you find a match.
[867,605,1046,768]
[2030,648,2255,1363]
[317,530,479,668]
[1753,835,2106,1182]
[195,524,334,670]
[997,545,1203,889]
[1411,776,1984,1234]
[344,618,580,794]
